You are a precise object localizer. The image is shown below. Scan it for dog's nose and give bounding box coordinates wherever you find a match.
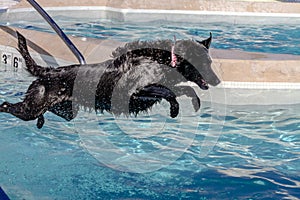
[213,78,221,86]
[207,77,221,86]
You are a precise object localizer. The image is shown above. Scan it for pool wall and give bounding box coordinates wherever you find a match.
[0,0,300,105]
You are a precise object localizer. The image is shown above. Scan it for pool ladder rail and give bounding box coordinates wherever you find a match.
[26,0,86,65]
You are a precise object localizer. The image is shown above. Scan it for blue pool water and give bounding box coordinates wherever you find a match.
[0,18,300,199]
[6,18,300,55]
[0,71,300,199]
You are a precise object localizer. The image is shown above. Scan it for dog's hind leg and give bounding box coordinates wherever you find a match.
[0,101,46,128]
[37,115,45,129]
[130,84,179,118]
[0,79,51,128]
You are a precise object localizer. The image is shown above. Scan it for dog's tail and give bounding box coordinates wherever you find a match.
[16,31,46,77]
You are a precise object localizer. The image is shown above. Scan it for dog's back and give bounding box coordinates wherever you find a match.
[0,31,219,128]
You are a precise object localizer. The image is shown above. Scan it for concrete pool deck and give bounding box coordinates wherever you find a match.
[0,0,300,105]
[8,0,300,13]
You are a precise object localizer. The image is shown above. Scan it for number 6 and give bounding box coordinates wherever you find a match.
[13,57,18,68]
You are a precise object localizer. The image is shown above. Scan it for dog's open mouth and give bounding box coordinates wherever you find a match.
[199,78,209,90]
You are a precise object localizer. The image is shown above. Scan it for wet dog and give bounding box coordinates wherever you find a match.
[0,32,220,128]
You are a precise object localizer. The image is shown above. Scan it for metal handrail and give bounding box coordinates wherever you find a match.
[27,0,86,65]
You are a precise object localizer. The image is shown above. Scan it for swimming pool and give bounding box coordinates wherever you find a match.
[1,85,299,199]
[1,6,300,200]
[3,14,300,56]
[12,21,300,56]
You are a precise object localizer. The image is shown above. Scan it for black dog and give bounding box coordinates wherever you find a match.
[0,32,220,128]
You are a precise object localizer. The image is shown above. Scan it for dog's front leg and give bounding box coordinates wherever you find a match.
[0,102,45,128]
[131,84,179,118]
[174,85,201,112]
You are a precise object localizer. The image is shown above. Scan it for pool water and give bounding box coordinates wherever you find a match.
[6,17,300,55]
[0,18,300,199]
[0,69,300,199]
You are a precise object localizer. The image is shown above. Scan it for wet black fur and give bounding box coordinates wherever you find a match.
[0,32,219,128]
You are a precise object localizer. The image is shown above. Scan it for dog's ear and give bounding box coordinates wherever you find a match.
[197,32,212,49]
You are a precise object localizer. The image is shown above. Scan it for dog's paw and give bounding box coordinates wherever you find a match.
[192,96,201,112]
[170,100,179,118]
[36,115,45,129]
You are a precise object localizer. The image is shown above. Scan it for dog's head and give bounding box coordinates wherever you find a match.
[112,34,220,90]
[173,33,220,89]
